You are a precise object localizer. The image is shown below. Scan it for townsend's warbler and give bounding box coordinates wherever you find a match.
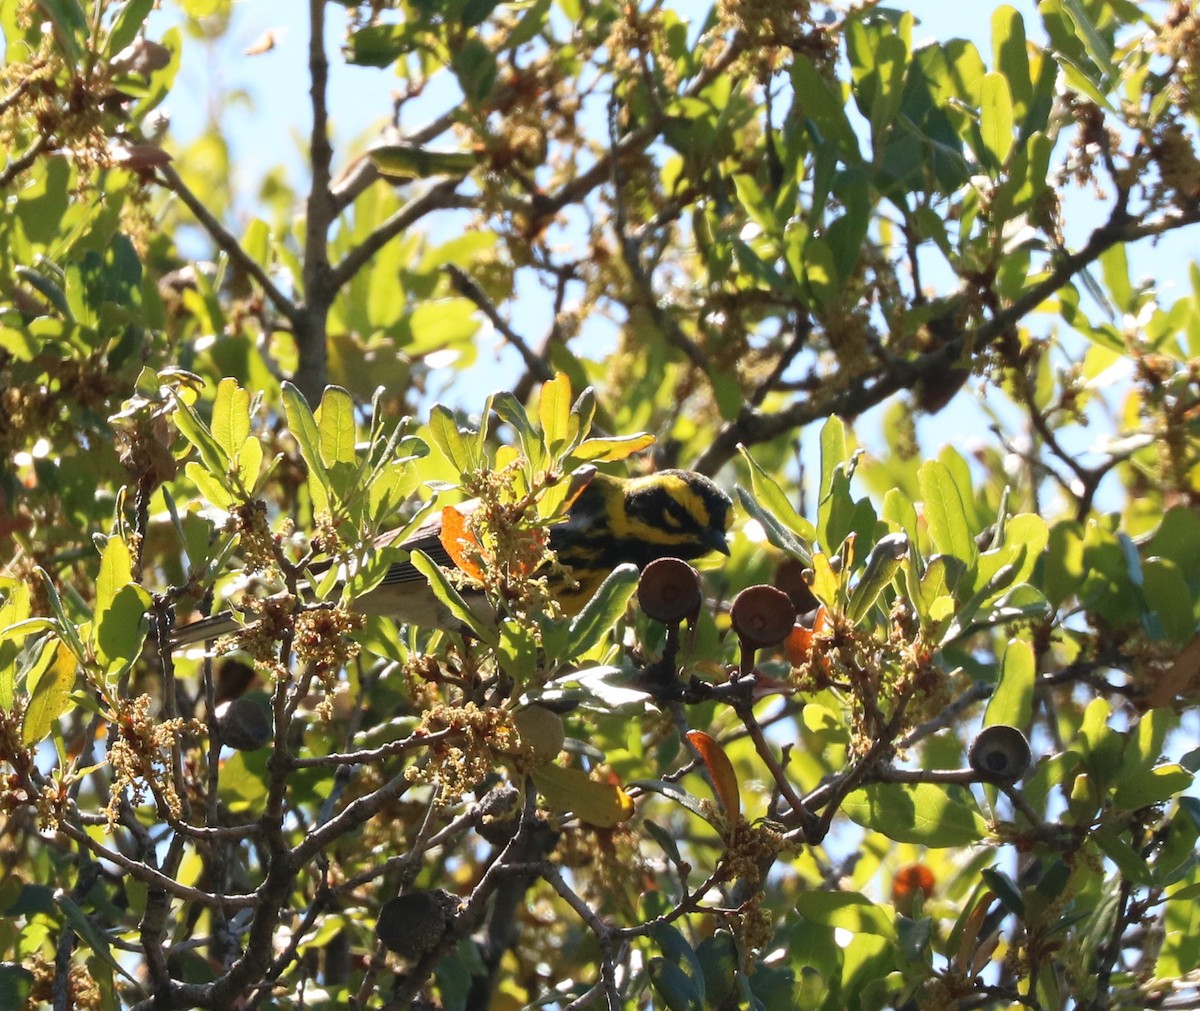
[170,469,733,646]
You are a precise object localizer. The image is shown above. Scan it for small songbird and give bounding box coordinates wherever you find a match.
[170,469,733,647]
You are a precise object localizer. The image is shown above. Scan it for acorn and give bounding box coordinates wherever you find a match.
[637,557,703,625]
[214,695,272,751]
[376,890,456,959]
[968,725,1032,781]
[730,585,797,649]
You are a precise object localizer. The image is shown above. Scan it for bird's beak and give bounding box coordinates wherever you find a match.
[708,528,731,556]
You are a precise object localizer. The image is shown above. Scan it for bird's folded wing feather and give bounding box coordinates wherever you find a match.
[171,502,467,646]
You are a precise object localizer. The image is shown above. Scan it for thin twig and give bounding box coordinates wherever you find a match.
[328,177,467,290]
[692,202,1200,474]
[155,163,297,322]
[0,134,52,189]
[444,264,555,384]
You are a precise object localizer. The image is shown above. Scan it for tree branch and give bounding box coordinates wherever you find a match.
[692,203,1200,474]
[155,164,297,323]
[327,178,467,291]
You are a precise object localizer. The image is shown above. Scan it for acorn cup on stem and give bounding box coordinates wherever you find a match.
[636,557,704,692]
[729,584,797,679]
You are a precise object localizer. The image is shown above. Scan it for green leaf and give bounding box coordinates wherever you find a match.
[1111,765,1193,813]
[185,462,235,510]
[566,564,639,657]
[36,569,86,665]
[94,584,150,680]
[882,488,919,546]
[985,639,1035,732]
[94,536,132,617]
[314,385,357,469]
[992,6,1033,123]
[570,433,656,464]
[428,404,480,473]
[56,891,139,985]
[409,551,498,647]
[738,446,817,546]
[847,532,908,624]
[628,778,716,823]
[843,782,987,847]
[795,890,897,940]
[532,765,632,828]
[106,0,156,56]
[344,23,411,67]
[791,55,861,162]
[803,236,838,307]
[735,487,810,562]
[538,372,572,455]
[211,377,251,458]
[696,933,739,1009]
[979,72,1014,172]
[1099,243,1133,315]
[35,0,88,62]
[0,962,34,1009]
[819,415,848,506]
[1093,825,1152,885]
[368,142,476,181]
[282,381,331,513]
[918,460,976,572]
[650,924,706,1005]
[452,37,498,105]
[172,393,231,482]
[1044,519,1085,607]
[1142,557,1195,645]
[23,640,74,746]
[490,392,544,474]
[1149,506,1200,576]
[648,957,703,1011]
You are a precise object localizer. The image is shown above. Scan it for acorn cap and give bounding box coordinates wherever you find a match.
[376,890,455,959]
[637,557,703,625]
[730,585,797,648]
[968,725,1032,781]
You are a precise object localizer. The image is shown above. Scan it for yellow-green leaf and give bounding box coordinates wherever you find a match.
[212,377,250,458]
[23,641,75,746]
[538,372,572,453]
[533,765,634,828]
[980,71,1014,170]
[843,782,987,847]
[985,638,1035,732]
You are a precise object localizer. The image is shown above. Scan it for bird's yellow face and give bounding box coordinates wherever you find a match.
[612,471,733,559]
[550,469,734,612]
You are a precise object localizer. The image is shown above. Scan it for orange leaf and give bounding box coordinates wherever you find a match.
[785,624,812,666]
[686,729,740,817]
[439,506,485,581]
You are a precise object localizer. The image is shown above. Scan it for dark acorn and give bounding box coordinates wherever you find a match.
[637,557,703,625]
[730,585,797,649]
[968,725,1032,781]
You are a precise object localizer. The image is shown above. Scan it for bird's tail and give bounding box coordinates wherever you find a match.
[170,611,243,648]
